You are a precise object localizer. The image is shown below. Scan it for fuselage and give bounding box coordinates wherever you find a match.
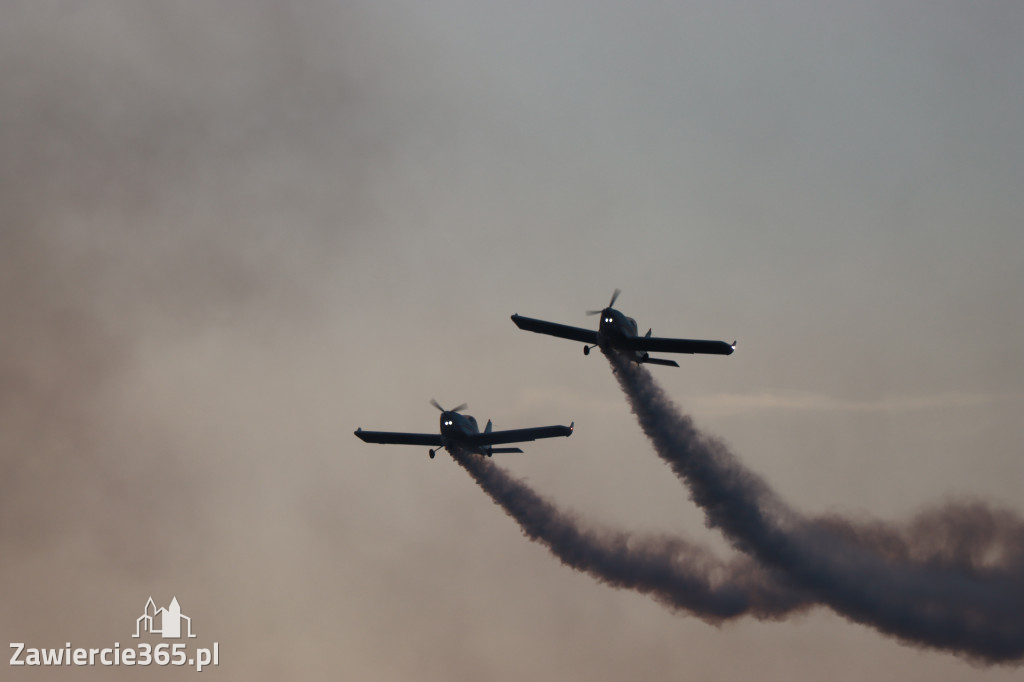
[597,307,648,362]
[440,411,478,440]
[439,411,487,455]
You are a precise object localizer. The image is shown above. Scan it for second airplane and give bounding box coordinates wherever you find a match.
[511,289,735,368]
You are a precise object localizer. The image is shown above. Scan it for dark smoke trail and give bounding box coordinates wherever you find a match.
[603,348,1024,663]
[451,448,812,622]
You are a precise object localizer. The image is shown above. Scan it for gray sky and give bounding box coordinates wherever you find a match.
[2,1,1022,679]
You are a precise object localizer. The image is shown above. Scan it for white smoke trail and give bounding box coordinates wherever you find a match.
[604,348,1024,664]
[452,448,811,622]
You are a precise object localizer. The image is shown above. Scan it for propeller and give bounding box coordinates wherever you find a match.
[431,399,467,413]
[586,288,621,316]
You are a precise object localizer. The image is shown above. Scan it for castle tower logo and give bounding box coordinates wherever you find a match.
[133,597,196,639]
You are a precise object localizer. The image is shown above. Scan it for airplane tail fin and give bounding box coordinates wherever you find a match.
[641,356,680,368]
[485,419,493,433]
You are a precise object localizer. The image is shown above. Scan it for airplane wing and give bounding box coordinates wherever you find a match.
[467,423,574,447]
[511,314,599,345]
[623,336,735,356]
[354,429,443,446]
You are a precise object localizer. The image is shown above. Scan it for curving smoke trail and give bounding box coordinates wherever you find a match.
[603,348,1024,664]
[451,447,812,623]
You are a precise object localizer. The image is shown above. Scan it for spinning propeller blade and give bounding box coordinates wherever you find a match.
[586,289,621,316]
[431,399,467,413]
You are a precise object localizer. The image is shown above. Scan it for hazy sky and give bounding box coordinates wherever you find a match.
[2,2,1022,679]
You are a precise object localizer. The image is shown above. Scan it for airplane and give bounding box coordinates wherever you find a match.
[511,289,735,368]
[354,400,574,459]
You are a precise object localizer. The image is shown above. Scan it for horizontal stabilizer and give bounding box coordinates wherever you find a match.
[641,356,680,367]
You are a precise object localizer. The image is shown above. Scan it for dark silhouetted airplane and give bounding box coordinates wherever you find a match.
[355,400,573,459]
[511,289,735,368]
